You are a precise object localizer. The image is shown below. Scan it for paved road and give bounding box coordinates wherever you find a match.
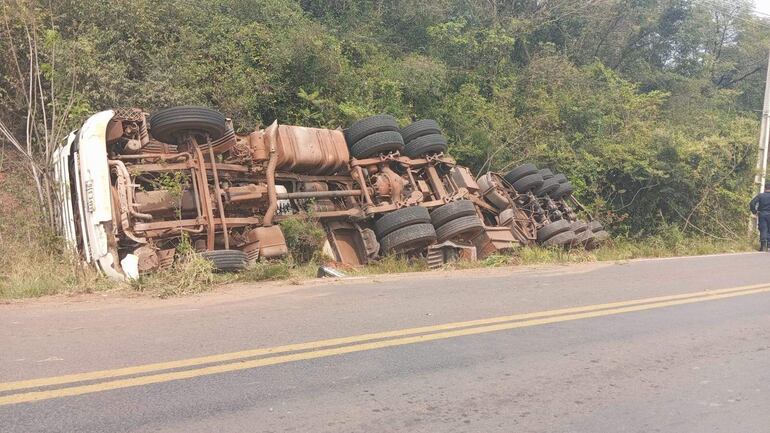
[2,253,770,432]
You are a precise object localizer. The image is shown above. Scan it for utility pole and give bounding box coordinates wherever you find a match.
[751,50,770,233]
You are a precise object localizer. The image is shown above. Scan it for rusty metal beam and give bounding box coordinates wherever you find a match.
[276,190,362,200]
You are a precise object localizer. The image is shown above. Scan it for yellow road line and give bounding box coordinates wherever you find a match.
[2,283,770,406]
[2,283,766,394]
[1,282,768,394]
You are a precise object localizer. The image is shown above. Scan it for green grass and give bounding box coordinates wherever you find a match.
[1,234,756,299]
[0,164,118,299]
[0,160,757,298]
[348,255,429,276]
[237,259,319,283]
[129,253,229,298]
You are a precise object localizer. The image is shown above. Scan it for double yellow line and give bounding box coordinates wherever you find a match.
[3,282,770,406]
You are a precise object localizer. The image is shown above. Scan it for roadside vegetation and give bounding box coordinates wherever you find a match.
[0,165,754,300]
[0,0,766,299]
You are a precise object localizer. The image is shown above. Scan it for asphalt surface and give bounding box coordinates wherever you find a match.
[2,252,770,432]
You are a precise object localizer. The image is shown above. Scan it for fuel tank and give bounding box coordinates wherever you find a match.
[263,122,350,175]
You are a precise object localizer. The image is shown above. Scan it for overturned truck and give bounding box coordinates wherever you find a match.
[52,107,608,279]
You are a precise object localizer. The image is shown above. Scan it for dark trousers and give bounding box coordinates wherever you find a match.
[759,213,770,243]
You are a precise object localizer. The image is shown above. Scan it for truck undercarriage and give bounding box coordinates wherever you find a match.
[53,106,608,279]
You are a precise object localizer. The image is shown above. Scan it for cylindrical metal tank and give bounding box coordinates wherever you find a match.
[264,123,350,175]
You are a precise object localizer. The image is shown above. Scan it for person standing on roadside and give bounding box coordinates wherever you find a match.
[750,184,770,251]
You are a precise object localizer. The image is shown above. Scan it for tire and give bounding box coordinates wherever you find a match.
[586,230,609,250]
[539,168,554,180]
[350,131,404,158]
[374,206,431,238]
[200,250,247,272]
[588,220,604,232]
[346,114,400,146]
[430,200,477,228]
[549,181,574,199]
[149,106,227,145]
[401,119,441,143]
[403,133,448,158]
[575,229,595,246]
[534,177,561,196]
[513,173,545,193]
[503,164,539,184]
[477,173,510,209]
[435,215,485,242]
[552,174,568,184]
[379,223,437,254]
[536,219,571,242]
[543,230,576,247]
[571,220,589,234]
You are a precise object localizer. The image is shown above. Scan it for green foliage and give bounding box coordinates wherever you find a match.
[130,253,222,298]
[2,0,767,243]
[279,216,327,264]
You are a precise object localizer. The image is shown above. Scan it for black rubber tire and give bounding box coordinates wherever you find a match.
[588,220,604,232]
[200,250,247,272]
[403,133,448,158]
[379,223,437,254]
[430,200,477,228]
[536,219,572,242]
[543,230,576,247]
[346,114,400,146]
[350,131,404,158]
[538,168,554,180]
[552,174,568,184]
[401,119,441,143]
[503,164,539,184]
[571,220,589,234]
[586,230,610,250]
[149,106,227,145]
[513,173,545,193]
[534,177,561,196]
[575,229,595,246]
[374,206,431,238]
[435,215,485,242]
[549,181,574,199]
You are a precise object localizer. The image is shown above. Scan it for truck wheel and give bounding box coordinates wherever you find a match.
[379,223,437,254]
[350,131,404,158]
[477,173,510,209]
[403,133,447,158]
[575,229,595,247]
[512,173,544,193]
[200,250,248,272]
[586,230,609,249]
[401,119,441,143]
[538,168,554,180]
[552,173,568,184]
[549,181,574,199]
[435,215,484,242]
[149,106,227,145]
[543,230,576,247]
[571,220,589,234]
[346,114,400,146]
[430,200,477,228]
[536,219,571,243]
[374,206,431,238]
[503,163,538,185]
[534,177,561,196]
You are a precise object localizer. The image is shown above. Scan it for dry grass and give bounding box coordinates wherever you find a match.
[0,160,757,299]
[129,253,228,298]
[0,161,117,299]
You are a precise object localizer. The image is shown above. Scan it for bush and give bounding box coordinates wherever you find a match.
[129,252,220,298]
[279,216,327,264]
